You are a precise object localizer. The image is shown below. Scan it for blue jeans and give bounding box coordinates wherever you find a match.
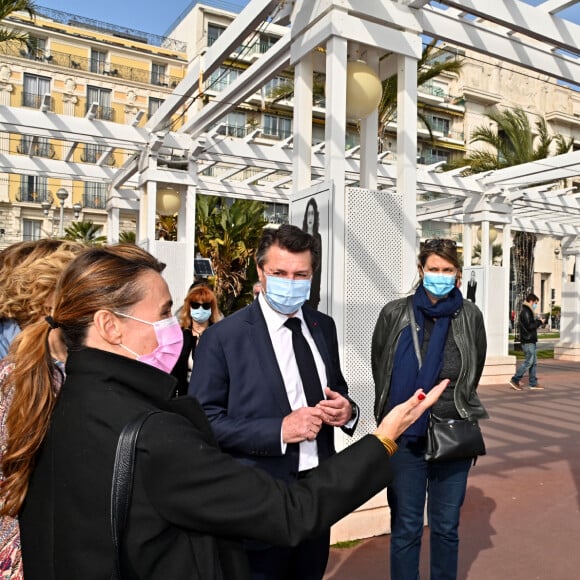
[387,436,472,580]
[512,342,538,386]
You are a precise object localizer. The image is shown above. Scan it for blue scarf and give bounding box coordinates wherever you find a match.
[388,284,463,437]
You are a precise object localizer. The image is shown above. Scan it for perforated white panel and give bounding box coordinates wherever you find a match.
[341,187,405,444]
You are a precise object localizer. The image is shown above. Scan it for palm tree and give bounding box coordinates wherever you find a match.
[455,107,573,173]
[195,195,267,315]
[454,107,572,341]
[378,40,464,141]
[0,0,38,50]
[118,230,136,243]
[63,220,106,246]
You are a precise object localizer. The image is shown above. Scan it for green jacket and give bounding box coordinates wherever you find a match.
[372,296,489,423]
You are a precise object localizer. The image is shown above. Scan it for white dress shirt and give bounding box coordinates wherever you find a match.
[257,292,326,471]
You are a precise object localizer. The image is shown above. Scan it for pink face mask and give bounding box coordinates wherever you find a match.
[115,312,184,374]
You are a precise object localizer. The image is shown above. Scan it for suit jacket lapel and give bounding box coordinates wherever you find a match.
[248,301,293,415]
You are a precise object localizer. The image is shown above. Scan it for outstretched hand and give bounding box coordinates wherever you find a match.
[375,379,449,442]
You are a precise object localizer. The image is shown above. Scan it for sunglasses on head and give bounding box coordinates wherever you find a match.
[191,302,212,310]
[424,239,457,250]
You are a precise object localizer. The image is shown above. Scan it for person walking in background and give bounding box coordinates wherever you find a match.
[10,243,448,580]
[171,283,221,396]
[509,293,545,391]
[190,224,357,580]
[372,238,488,580]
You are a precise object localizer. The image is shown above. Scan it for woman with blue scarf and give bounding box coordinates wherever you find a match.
[372,239,488,580]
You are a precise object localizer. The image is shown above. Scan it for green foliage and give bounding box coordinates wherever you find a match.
[379,40,463,139]
[195,195,267,315]
[472,243,503,262]
[449,107,573,174]
[63,220,106,246]
[118,230,136,243]
[0,0,37,48]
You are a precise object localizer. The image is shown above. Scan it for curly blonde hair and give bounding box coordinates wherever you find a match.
[0,242,86,329]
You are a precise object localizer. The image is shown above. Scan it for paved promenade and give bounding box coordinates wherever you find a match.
[324,358,580,580]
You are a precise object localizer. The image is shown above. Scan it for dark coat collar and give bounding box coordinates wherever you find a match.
[65,346,178,403]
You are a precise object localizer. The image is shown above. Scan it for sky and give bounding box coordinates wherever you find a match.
[34,0,580,37]
[36,0,251,37]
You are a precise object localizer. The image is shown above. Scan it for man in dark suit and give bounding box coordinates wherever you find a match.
[190,224,358,580]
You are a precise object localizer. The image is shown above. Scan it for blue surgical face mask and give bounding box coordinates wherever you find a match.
[532,303,538,310]
[190,307,212,323]
[263,275,311,315]
[422,273,456,298]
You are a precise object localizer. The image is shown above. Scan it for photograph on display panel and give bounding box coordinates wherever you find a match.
[291,188,330,314]
[462,267,485,311]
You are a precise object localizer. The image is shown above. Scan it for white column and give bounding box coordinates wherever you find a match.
[324,35,348,324]
[464,225,473,266]
[396,54,418,293]
[293,55,313,193]
[359,49,379,190]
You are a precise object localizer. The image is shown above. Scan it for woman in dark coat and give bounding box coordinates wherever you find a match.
[9,245,445,580]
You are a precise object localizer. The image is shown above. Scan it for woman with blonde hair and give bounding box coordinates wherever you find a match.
[11,244,447,580]
[0,242,86,578]
[172,283,221,395]
[0,239,85,358]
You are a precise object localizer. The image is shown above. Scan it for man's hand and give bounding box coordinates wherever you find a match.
[316,388,353,428]
[282,407,325,443]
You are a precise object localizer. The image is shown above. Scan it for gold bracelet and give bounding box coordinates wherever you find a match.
[373,433,398,456]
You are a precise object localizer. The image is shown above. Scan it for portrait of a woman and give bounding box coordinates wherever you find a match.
[302,197,322,310]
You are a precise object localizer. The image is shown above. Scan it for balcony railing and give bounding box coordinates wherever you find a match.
[21,92,53,110]
[82,193,107,209]
[9,47,182,89]
[27,6,186,52]
[84,103,115,122]
[16,188,52,203]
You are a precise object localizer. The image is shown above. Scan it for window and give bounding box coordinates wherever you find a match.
[151,63,167,86]
[83,182,107,209]
[82,144,113,165]
[18,135,53,158]
[263,114,292,140]
[22,74,50,108]
[423,148,451,165]
[19,175,48,203]
[219,111,246,137]
[86,86,113,121]
[206,66,240,92]
[148,97,164,119]
[90,49,107,74]
[208,24,225,46]
[22,219,42,241]
[264,76,292,99]
[259,34,278,53]
[20,36,46,60]
[429,115,451,135]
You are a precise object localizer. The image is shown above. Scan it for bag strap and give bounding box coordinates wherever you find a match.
[111,410,161,580]
[406,295,422,369]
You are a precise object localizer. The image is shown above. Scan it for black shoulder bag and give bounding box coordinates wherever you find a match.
[111,410,161,580]
[406,296,486,463]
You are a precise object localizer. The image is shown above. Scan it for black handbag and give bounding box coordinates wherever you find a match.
[406,296,486,463]
[424,414,486,462]
[111,410,161,580]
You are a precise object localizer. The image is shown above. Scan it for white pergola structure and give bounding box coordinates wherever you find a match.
[0,0,578,351]
[1,0,579,541]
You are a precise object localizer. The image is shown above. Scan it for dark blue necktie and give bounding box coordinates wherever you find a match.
[284,317,323,407]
